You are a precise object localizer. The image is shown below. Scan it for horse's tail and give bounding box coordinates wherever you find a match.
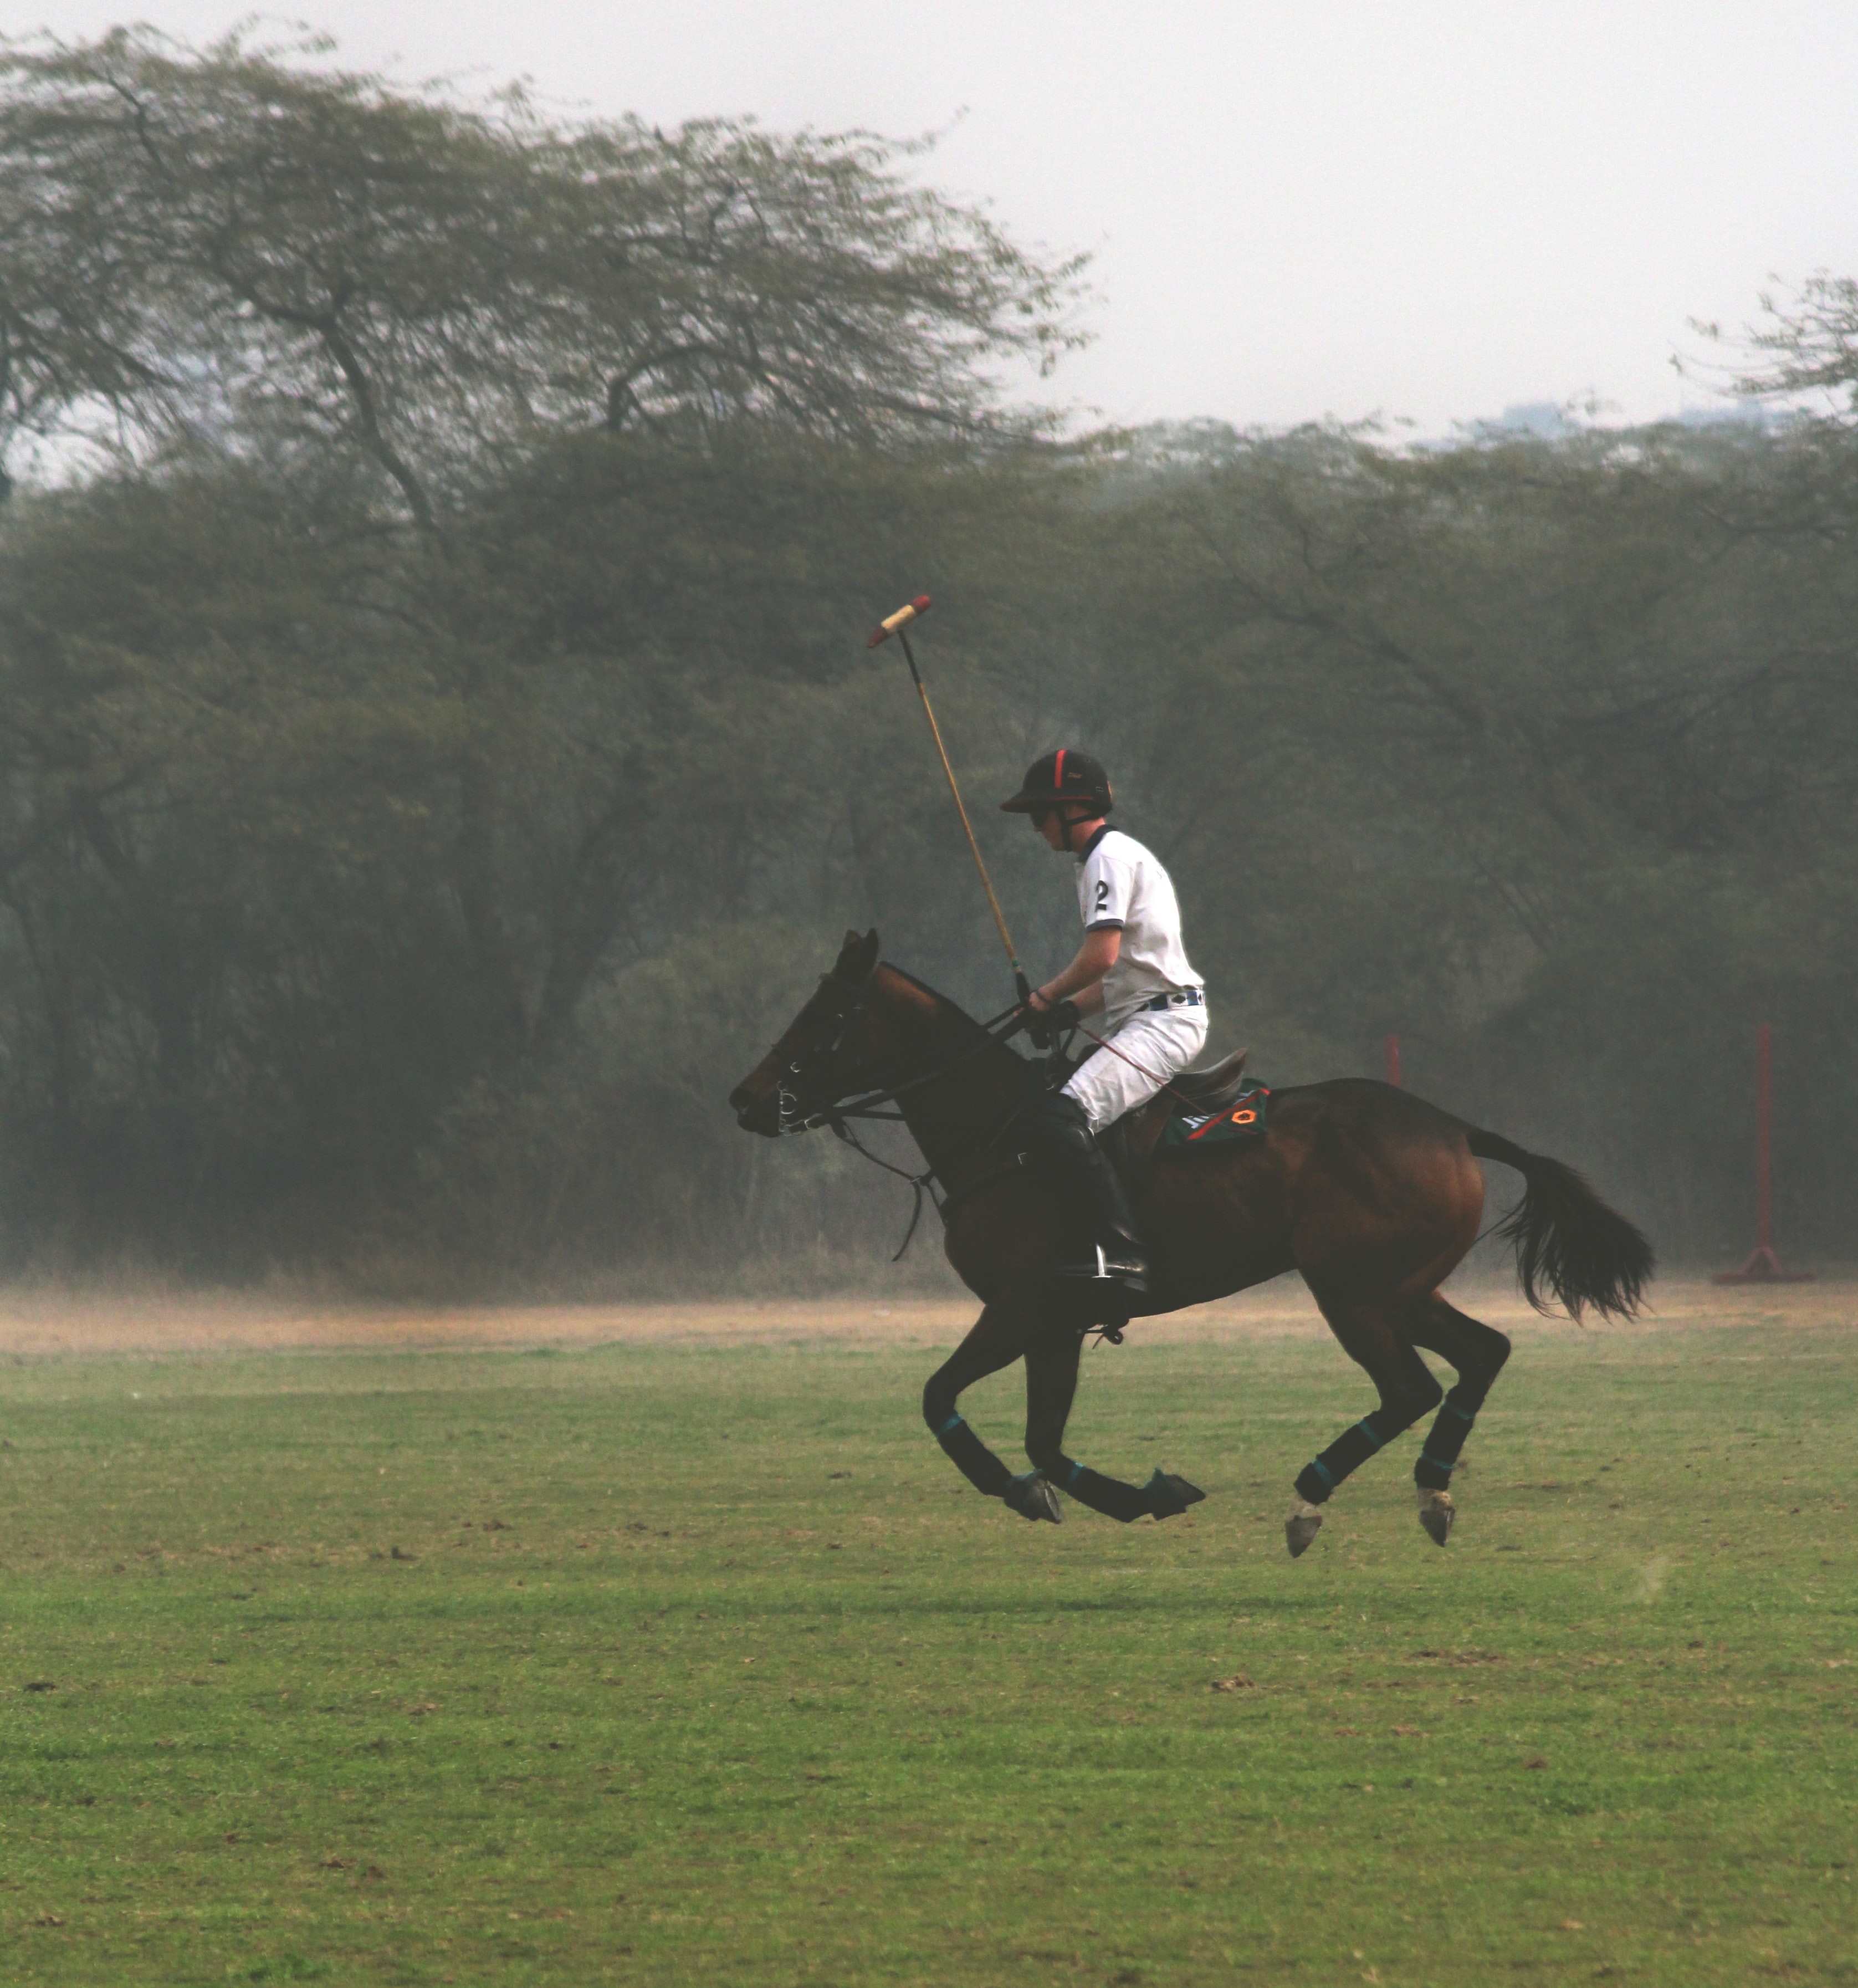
[1466,1128,1653,1322]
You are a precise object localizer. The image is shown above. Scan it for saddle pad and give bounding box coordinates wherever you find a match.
[1159,1086,1269,1149]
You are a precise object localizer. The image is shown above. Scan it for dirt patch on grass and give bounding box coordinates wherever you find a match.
[0,1274,1847,1358]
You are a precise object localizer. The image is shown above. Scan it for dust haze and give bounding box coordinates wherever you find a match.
[0,27,1853,1307]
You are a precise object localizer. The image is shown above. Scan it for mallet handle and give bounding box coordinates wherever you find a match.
[899,628,1023,977]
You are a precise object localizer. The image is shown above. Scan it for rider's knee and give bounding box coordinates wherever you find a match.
[1036,1090,1093,1152]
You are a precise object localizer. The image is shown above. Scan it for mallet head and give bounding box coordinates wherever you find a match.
[866,595,931,648]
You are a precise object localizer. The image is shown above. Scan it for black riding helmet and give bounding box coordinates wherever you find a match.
[999,748,1113,817]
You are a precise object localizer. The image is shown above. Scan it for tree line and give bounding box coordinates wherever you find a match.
[2,28,1854,1289]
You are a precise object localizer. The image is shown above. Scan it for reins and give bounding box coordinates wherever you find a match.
[800,995,1040,1260]
[803,999,1027,1128]
[827,1118,941,1262]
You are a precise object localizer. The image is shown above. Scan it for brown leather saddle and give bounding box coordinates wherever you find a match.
[1102,1048,1255,1203]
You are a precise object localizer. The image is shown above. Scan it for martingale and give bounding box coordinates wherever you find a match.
[1159,1085,1270,1150]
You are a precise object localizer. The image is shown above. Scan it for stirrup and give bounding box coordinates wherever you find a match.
[1057,1244,1149,1294]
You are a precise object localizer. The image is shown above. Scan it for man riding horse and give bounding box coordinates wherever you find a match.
[1004,749,1207,1304]
[730,758,1651,1551]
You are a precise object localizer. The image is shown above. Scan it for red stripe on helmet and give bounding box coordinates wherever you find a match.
[1053,748,1066,790]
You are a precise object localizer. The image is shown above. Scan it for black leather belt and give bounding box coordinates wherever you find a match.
[1140,988,1204,1011]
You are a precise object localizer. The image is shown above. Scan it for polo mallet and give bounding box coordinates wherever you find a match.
[867,596,1033,1010]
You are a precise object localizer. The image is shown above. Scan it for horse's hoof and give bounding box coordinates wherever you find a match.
[1285,1499,1324,1558]
[1144,1469,1206,1520]
[1417,1488,1455,1547]
[1005,1472,1062,1524]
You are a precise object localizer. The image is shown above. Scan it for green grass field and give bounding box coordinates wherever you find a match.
[3,1302,1856,1985]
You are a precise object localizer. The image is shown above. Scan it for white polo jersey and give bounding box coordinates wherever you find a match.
[1076,826,1202,1025]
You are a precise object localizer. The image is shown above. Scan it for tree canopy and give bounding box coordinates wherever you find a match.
[0,30,1852,1292]
[0,25,1089,517]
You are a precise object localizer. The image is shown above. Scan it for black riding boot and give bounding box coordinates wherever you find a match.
[1035,1092,1150,1299]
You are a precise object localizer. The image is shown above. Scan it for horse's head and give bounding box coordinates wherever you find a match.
[729,928,892,1138]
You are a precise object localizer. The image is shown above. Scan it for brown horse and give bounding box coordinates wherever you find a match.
[729,929,1651,1555]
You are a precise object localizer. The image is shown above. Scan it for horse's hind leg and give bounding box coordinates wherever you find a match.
[1406,1293,1512,1545]
[1023,1324,1206,1524]
[1287,1285,1444,1557]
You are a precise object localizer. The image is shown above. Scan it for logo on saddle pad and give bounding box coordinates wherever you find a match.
[1159,1086,1270,1150]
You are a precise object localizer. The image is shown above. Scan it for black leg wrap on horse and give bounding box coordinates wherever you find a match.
[1035,1451,1153,1524]
[1296,1396,1435,1505]
[1028,1453,1206,1523]
[1414,1391,1480,1491]
[931,1412,1015,1499]
[1414,1338,1509,1490]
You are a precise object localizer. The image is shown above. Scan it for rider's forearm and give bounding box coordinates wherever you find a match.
[1040,928,1120,1004]
[1071,980,1105,1018]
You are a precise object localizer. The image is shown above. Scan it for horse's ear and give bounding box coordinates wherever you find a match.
[835,930,878,978]
[834,928,879,980]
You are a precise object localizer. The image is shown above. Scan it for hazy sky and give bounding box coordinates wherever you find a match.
[19,1,1858,432]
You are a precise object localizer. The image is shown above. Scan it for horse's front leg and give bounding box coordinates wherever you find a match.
[922,1295,1060,1521]
[1023,1320,1207,1524]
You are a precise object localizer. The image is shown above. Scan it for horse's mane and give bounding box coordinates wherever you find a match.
[877,960,982,1022]
[874,961,1027,1066]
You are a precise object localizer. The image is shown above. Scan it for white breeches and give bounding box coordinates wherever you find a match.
[1060,1001,1210,1134]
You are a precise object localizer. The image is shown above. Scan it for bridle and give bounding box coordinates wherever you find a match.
[771,976,868,1137]
[767,969,1037,1256]
[772,970,1030,1133]
[767,973,892,1138]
